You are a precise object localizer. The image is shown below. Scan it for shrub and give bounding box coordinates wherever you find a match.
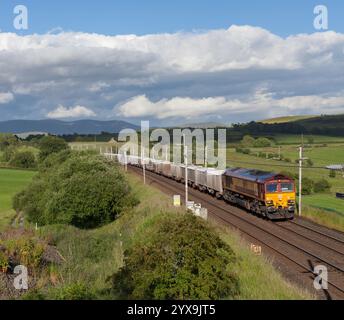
[306,158,314,167]
[300,177,314,195]
[253,137,272,148]
[16,153,138,229]
[38,136,69,162]
[9,150,37,168]
[329,169,336,178]
[0,134,18,151]
[2,145,16,162]
[110,213,240,300]
[314,179,331,193]
[241,135,255,147]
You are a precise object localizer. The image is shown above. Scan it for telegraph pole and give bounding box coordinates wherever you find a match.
[298,135,308,217]
[298,146,303,217]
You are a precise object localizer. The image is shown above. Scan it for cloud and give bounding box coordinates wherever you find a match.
[0,92,14,104]
[1,26,344,122]
[118,92,344,120]
[47,105,96,119]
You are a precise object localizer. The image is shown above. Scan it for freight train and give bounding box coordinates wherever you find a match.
[107,154,296,220]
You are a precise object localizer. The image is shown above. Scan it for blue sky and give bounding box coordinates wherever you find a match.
[0,0,343,36]
[0,1,344,125]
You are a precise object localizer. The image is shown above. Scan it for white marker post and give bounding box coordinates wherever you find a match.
[184,135,189,206]
[142,147,146,185]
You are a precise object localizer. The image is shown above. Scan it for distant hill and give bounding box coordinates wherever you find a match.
[0,120,139,135]
[176,122,228,129]
[260,115,318,124]
[233,114,344,137]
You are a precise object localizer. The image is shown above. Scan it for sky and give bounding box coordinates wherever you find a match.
[0,0,344,125]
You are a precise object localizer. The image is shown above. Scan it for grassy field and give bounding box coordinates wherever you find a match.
[0,168,36,230]
[271,134,344,145]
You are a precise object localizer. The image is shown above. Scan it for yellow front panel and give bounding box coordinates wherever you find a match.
[265,192,295,208]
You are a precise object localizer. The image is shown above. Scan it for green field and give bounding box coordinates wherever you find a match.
[272,135,344,145]
[0,168,36,229]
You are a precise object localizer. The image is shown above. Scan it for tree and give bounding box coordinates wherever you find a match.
[38,136,69,162]
[241,135,255,147]
[306,158,314,167]
[300,177,315,195]
[329,169,336,178]
[314,179,331,193]
[253,137,272,148]
[307,136,315,144]
[111,213,240,300]
[9,150,37,168]
[14,152,138,229]
[0,134,18,151]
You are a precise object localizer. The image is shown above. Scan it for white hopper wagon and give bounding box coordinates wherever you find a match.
[195,167,208,192]
[206,169,225,198]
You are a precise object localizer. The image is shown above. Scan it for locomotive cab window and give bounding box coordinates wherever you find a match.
[266,183,278,193]
[281,182,294,192]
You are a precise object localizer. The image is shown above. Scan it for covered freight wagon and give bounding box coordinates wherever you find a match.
[206,169,225,197]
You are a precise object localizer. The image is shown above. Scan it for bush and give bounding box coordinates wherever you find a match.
[241,135,255,147]
[110,213,240,300]
[0,134,18,151]
[15,152,138,229]
[2,145,16,162]
[38,136,69,162]
[329,169,336,178]
[300,177,314,195]
[306,159,314,167]
[9,150,37,168]
[253,137,272,148]
[314,179,331,193]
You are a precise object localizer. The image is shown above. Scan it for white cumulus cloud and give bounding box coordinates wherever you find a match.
[47,105,96,119]
[0,92,14,104]
[118,92,344,120]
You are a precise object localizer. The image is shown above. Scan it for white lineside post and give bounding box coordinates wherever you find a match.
[111,146,113,160]
[125,150,128,172]
[142,147,146,185]
[298,145,303,217]
[205,145,208,168]
[184,135,189,206]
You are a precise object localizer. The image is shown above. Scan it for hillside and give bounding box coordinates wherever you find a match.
[260,115,318,124]
[232,114,344,137]
[0,120,139,135]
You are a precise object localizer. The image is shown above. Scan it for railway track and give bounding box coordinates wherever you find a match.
[129,165,344,300]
